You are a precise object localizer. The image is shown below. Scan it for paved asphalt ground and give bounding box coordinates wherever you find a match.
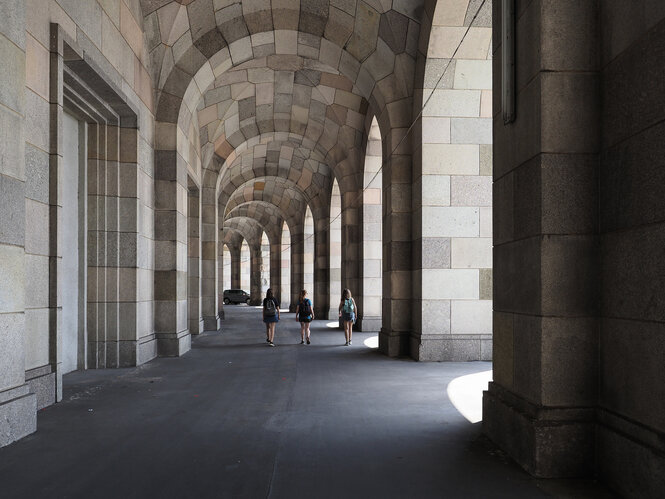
[0,306,615,498]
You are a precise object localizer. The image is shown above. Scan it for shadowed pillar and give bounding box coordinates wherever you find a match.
[484,0,599,478]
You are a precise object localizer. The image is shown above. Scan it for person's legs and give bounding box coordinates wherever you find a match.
[265,322,270,341]
[305,322,311,343]
[348,318,353,344]
[344,321,350,344]
[300,322,305,342]
[269,322,276,343]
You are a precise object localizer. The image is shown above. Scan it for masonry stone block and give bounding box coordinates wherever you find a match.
[0,245,25,314]
[451,299,492,334]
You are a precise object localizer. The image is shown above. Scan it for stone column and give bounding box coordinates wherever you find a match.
[153,143,190,356]
[0,1,37,447]
[230,245,240,289]
[314,216,330,319]
[216,239,224,320]
[483,0,599,478]
[200,185,219,331]
[187,183,202,335]
[341,190,361,315]
[269,236,281,302]
[289,228,304,311]
[280,223,291,310]
[379,141,412,356]
[249,244,262,305]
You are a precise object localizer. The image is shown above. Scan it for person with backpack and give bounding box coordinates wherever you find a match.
[339,288,358,346]
[263,288,280,346]
[295,289,314,344]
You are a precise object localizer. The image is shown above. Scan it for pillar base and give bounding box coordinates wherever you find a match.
[203,316,220,331]
[188,318,204,335]
[156,330,191,357]
[410,335,492,361]
[378,329,409,357]
[0,384,37,448]
[25,366,55,410]
[597,408,665,497]
[483,382,595,478]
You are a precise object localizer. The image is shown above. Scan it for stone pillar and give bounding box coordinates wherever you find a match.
[379,143,411,357]
[314,217,330,320]
[0,0,37,447]
[154,144,190,356]
[200,185,219,331]
[289,228,304,312]
[249,244,262,305]
[341,190,361,319]
[280,223,291,310]
[216,239,224,320]
[230,245,240,289]
[410,0,493,361]
[187,183,202,335]
[483,0,599,478]
[269,237,281,303]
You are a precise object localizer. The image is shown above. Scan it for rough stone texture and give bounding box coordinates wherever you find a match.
[0,389,36,448]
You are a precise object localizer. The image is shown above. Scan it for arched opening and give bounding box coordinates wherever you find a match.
[280,222,291,310]
[303,206,314,298]
[329,180,342,320]
[240,239,250,295]
[260,232,270,297]
[361,117,383,332]
[222,244,232,292]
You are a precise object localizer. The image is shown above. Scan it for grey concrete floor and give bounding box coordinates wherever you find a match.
[1,306,615,499]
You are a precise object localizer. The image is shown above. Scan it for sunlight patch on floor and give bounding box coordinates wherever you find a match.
[326,321,340,328]
[363,335,379,349]
[446,370,492,423]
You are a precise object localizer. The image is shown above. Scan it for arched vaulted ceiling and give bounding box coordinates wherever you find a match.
[142,0,416,238]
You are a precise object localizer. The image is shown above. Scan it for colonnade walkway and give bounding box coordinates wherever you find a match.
[1,307,613,498]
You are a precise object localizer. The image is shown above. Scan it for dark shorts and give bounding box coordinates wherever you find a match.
[263,315,279,323]
[299,317,312,323]
[342,312,355,323]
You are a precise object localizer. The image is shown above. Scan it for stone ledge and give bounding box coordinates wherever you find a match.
[482,382,595,478]
[0,389,36,448]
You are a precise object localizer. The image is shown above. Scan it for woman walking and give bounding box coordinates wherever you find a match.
[263,288,280,346]
[295,289,314,344]
[339,289,358,346]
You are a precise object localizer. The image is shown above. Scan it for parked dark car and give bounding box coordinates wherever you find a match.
[223,289,250,305]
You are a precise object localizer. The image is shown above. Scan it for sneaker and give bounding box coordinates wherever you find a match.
[269,341,275,347]
[300,340,304,344]
[348,340,352,345]
[345,341,349,346]
[306,339,310,345]
[266,338,270,343]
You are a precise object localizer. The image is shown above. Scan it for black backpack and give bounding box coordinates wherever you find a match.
[300,299,311,317]
[265,298,277,316]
